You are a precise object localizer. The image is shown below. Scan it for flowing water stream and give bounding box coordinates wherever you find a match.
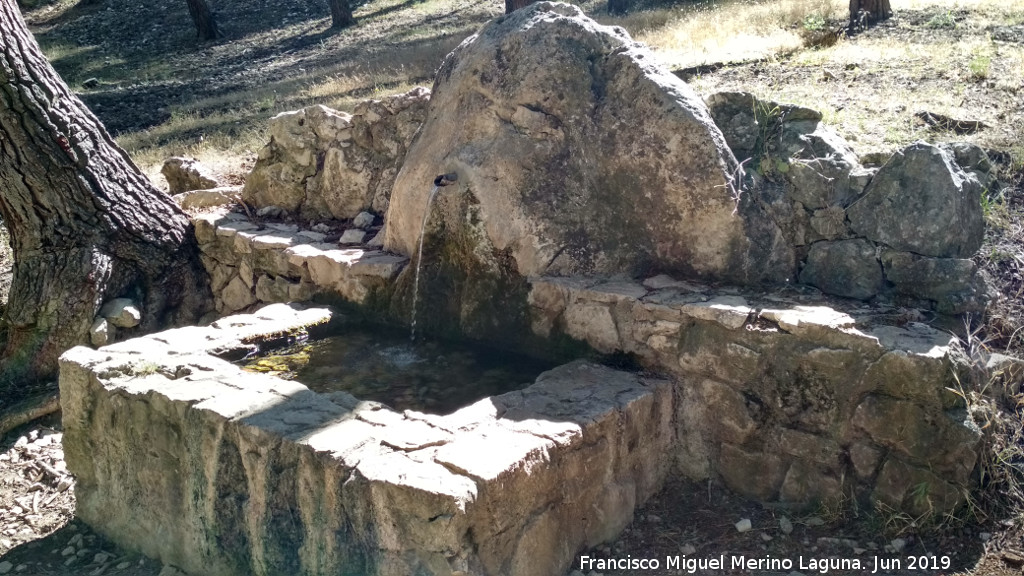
[410,184,440,341]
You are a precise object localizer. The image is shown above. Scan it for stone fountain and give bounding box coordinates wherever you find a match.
[60,3,1002,575]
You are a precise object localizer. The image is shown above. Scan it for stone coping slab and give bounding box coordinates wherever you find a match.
[194,208,407,314]
[59,303,672,576]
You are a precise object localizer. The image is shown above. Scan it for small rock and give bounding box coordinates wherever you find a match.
[0,561,12,575]
[57,477,73,492]
[979,532,991,542]
[352,211,375,229]
[158,566,184,576]
[735,518,752,533]
[338,229,366,244]
[116,562,130,570]
[761,532,773,542]
[77,547,91,558]
[82,78,100,89]
[100,298,142,329]
[64,557,76,567]
[256,205,285,218]
[805,516,825,527]
[161,157,219,194]
[311,223,331,234]
[61,547,75,557]
[94,552,110,564]
[779,516,793,534]
[646,514,662,523]
[14,565,26,573]
[680,543,697,555]
[91,315,118,348]
[853,547,866,554]
[366,230,384,247]
[890,538,907,552]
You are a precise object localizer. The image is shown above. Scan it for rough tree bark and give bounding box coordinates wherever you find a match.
[849,0,892,26]
[185,0,219,40]
[504,0,535,14]
[330,0,356,28]
[0,0,211,400]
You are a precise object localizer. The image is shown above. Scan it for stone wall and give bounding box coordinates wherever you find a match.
[242,87,430,221]
[60,304,672,576]
[189,207,985,517]
[193,208,406,315]
[707,92,992,314]
[528,276,983,515]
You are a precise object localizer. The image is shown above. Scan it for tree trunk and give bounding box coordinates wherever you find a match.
[849,0,892,26]
[607,0,631,16]
[329,0,355,29]
[185,0,219,40]
[504,0,535,14]
[0,0,211,399]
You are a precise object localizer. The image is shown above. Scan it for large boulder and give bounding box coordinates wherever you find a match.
[383,3,790,285]
[847,142,984,258]
[243,88,430,220]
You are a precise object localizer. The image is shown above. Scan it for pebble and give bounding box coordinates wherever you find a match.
[352,211,375,229]
[735,518,752,533]
[680,543,697,555]
[94,552,110,564]
[890,538,907,553]
[761,532,773,542]
[63,557,76,566]
[0,561,12,575]
[15,565,26,573]
[979,532,991,542]
[116,562,131,570]
[69,534,83,546]
[646,514,662,523]
[61,546,75,557]
[779,516,793,534]
[805,516,825,527]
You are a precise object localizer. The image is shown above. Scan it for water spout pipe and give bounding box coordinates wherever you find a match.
[434,172,458,187]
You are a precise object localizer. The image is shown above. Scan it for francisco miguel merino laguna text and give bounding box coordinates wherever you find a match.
[579,553,952,573]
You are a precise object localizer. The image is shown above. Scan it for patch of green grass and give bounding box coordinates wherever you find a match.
[926,10,957,28]
[970,53,992,80]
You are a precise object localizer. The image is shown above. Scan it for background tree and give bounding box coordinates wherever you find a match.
[607,0,630,16]
[333,0,358,27]
[186,0,219,40]
[849,0,891,27]
[504,0,535,14]
[330,0,355,28]
[0,0,211,401]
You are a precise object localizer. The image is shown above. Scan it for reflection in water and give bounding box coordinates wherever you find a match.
[241,323,555,415]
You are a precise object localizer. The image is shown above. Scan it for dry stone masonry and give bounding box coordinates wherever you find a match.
[242,88,430,221]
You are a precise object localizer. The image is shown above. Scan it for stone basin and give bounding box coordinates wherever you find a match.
[59,304,673,576]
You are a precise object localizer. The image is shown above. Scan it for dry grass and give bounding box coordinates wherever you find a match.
[601,0,845,69]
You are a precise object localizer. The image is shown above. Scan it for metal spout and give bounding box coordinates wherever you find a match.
[433,172,458,187]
